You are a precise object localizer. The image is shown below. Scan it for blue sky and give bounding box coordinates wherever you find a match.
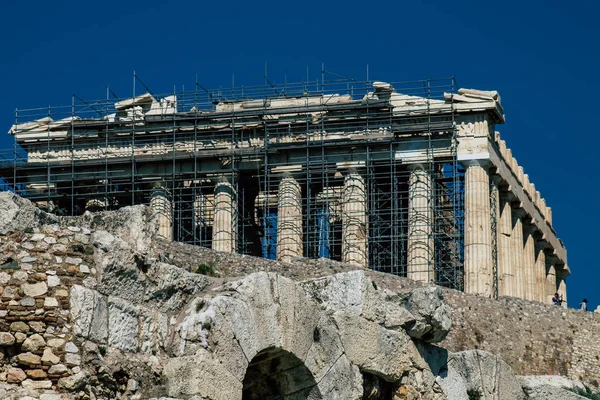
[0,0,597,309]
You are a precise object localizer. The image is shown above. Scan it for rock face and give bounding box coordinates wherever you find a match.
[0,193,598,400]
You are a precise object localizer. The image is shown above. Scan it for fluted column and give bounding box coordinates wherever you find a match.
[277,176,303,263]
[212,182,237,253]
[511,209,525,299]
[545,261,557,304]
[534,241,547,302]
[522,223,537,301]
[407,164,433,282]
[342,173,368,267]
[498,195,515,296]
[463,159,492,296]
[150,187,172,242]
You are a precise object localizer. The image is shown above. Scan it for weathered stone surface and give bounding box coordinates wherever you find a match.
[41,348,60,365]
[21,334,46,352]
[57,371,89,391]
[47,364,68,375]
[26,369,48,379]
[10,321,30,333]
[108,296,139,352]
[0,332,16,346]
[6,368,26,383]
[22,282,48,297]
[21,378,53,389]
[0,192,58,235]
[404,286,452,342]
[16,352,41,367]
[437,350,524,400]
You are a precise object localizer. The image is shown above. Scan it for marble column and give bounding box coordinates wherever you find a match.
[193,192,207,231]
[342,173,368,268]
[498,195,515,297]
[407,164,433,282]
[534,241,547,303]
[463,159,493,297]
[212,182,237,253]
[276,176,303,263]
[545,261,557,305]
[150,187,172,242]
[511,209,525,300]
[522,223,537,301]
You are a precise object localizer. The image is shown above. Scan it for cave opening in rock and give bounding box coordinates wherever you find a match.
[242,347,321,400]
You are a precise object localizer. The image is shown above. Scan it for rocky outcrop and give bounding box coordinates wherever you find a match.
[0,193,598,400]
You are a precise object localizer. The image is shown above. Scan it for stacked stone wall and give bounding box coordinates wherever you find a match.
[0,225,93,390]
[439,289,600,386]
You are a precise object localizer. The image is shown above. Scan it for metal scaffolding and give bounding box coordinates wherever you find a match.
[0,72,466,290]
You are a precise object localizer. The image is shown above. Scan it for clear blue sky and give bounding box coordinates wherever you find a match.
[1,0,597,309]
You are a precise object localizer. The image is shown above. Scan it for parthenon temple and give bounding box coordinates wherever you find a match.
[0,76,568,304]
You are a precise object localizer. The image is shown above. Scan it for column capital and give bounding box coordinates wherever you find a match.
[459,158,491,169]
[406,162,429,171]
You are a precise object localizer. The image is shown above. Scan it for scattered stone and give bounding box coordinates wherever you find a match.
[64,353,81,366]
[19,297,35,307]
[79,264,90,274]
[127,378,140,392]
[40,394,63,400]
[0,271,10,284]
[21,334,46,352]
[29,233,45,242]
[23,282,48,297]
[0,332,16,346]
[48,364,68,375]
[67,226,81,232]
[28,321,46,333]
[43,236,57,244]
[57,371,89,391]
[15,332,27,343]
[47,338,65,349]
[6,367,27,383]
[41,348,60,365]
[47,275,61,287]
[10,321,30,333]
[16,352,41,367]
[0,258,19,270]
[26,369,48,379]
[46,269,56,275]
[65,257,82,265]
[20,257,37,263]
[65,342,79,353]
[44,297,59,308]
[21,378,53,389]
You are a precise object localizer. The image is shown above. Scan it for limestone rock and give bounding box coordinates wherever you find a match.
[23,282,48,297]
[21,334,46,352]
[437,350,524,400]
[16,353,41,367]
[48,364,68,375]
[0,192,58,235]
[10,321,30,333]
[404,285,452,343]
[6,367,26,383]
[21,378,53,389]
[57,371,89,391]
[41,348,60,365]
[0,332,16,346]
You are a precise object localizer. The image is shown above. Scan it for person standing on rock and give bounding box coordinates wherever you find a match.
[552,293,562,306]
[580,299,588,311]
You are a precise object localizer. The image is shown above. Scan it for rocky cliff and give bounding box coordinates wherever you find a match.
[0,191,597,400]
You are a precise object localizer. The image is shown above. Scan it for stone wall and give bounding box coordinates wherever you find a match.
[438,289,600,386]
[0,224,93,391]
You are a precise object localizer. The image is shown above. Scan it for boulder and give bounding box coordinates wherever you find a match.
[0,192,58,235]
[21,333,46,352]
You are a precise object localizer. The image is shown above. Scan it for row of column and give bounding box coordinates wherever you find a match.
[462,159,567,304]
[149,165,437,275]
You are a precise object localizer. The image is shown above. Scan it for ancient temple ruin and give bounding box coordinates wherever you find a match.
[0,75,568,303]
